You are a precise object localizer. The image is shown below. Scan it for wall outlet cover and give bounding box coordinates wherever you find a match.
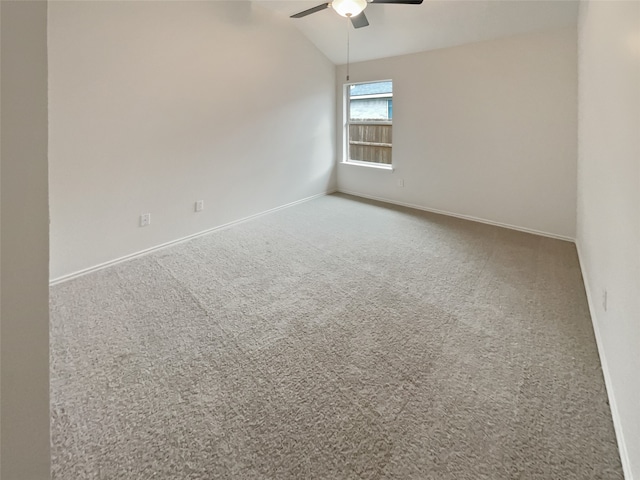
[140,213,151,227]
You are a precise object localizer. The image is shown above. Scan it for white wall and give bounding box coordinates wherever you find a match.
[0,1,51,478]
[336,27,578,239]
[0,2,3,471]
[0,1,3,474]
[48,1,336,280]
[577,1,640,478]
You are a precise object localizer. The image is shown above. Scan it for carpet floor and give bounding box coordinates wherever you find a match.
[50,193,623,479]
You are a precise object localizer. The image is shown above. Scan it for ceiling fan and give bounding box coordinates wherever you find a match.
[291,0,423,29]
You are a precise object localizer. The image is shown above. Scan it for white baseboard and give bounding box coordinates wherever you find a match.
[50,190,336,286]
[576,240,633,480]
[337,189,575,242]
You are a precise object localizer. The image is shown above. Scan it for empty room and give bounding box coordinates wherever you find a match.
[1,0,638,479]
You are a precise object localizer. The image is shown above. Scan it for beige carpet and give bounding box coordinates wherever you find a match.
[50,193,623,479]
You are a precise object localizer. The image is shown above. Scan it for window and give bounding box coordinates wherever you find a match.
[345,80,393,167]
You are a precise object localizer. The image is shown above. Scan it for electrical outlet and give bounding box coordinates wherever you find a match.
[140,213,151,227]
[397,179,404,187]
[602,289,608,312]
[195,200,204,212]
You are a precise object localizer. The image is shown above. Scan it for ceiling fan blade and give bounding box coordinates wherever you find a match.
[350,11,369,28]
[370,0,423,3]
[290,3,330,18]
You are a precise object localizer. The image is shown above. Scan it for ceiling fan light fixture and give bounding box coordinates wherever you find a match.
[331,0,367,17]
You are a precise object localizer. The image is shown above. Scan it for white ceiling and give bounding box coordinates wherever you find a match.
[255,0,579,64]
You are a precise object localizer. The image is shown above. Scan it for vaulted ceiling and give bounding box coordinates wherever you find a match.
[255,0,579,64]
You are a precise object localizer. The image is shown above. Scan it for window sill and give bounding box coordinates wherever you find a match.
[340,161,394,172]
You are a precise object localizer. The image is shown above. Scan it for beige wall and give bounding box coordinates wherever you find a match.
[337,27,578,240]
[0,1,3,471]
[577,1,640,478]
[48,1,336,280]
[0,1,51,479]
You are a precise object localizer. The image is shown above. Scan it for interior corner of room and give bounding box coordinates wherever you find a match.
[1,0,638,478]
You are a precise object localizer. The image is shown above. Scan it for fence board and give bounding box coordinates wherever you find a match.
[349,123,392,164]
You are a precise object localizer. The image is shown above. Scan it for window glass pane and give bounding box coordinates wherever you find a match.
[347,80,393,165]
[349,81,392,121]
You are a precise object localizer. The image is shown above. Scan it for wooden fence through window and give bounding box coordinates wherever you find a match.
[349,123,392,164]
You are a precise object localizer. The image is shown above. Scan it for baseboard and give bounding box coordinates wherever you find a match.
[336,189,575,242]
[575,240,633,480]
[50,190,336,286]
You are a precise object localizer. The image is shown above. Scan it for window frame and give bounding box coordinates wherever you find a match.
[342,79,394,170]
